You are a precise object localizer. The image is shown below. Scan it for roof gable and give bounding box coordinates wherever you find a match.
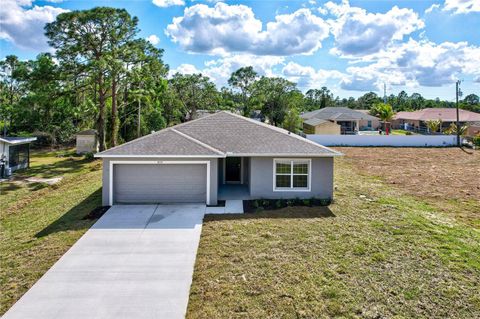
[97,111,341,158]
[302,107,378,121]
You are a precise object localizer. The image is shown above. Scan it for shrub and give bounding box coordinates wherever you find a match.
[84,152,95,160]
[473,135,480,147]
[302,199,311,206]
[275,200,283,209]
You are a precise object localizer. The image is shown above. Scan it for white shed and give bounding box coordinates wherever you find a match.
[76,129,98,154]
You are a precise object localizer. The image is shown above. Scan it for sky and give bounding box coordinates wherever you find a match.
[1,0,479,101]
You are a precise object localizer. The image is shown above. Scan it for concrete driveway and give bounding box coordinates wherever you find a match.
[3,204,206,319]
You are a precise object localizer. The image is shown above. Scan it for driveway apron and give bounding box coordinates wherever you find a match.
[3,204,206,319]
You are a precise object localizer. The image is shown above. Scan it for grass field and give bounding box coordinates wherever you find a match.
[187,148,480,318]
[1,147,479,318]
[0,149,102,315]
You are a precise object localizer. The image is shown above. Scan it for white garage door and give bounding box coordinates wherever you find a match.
[113,164,207,204]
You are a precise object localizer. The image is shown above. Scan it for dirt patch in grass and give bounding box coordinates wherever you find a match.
[335,147,479,201]
[187,155,480,318]
[335,147,480,227]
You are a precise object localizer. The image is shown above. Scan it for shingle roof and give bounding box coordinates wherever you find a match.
[302,107,379,121]
[96,128,224,157]
[96,111,341,158]
[304,118,329,126]
[393,108,480,122]
[76,129,97,135]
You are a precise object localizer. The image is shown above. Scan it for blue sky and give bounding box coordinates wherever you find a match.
[1,0,479,101]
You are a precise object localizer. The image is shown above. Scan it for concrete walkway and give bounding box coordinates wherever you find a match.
[3,204,206,319]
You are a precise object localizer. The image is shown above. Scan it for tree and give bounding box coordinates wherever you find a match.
[370,103,394,134]
[46,7,140,150]
[252,77,296,126]
[357,92,381,110]
[169,73,219,121]
[0,55,27,136]
[228,66,258,116]
[282,107,302,133]
[305,87,335,110]
[425,119,442,134]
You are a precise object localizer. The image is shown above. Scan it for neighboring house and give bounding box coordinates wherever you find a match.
[95,111,342,206]
[392,108,480,133]
[76,129,98,154]
[466,122,480,137]
[301,107,380,135]
[0,137,37,177]
[303,118,341,135]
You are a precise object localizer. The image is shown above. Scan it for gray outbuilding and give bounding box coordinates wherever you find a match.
[95,111,342,206]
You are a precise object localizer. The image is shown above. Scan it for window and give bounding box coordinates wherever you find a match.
[8,144,29,168]
[274,159,310,191]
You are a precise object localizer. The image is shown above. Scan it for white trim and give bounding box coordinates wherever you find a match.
[224,153,342,157]
[96,154,224,158]
[108,160,211,206]
[272,158,312,192]
[223,156,243,184]
[0,137,37,145]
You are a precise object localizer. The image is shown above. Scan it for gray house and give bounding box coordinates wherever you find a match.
[95,111,341,206]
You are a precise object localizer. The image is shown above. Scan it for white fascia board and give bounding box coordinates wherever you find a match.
[224,153,343,157]
[94,154,225,158]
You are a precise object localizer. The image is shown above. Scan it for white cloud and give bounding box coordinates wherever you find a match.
[339,39,480,91]
[165,3,329,56]
[325,0,424,57]
[425,4,440,14]
[281,62,344,89]
[0,0,68,51]
[146,34,160,45]
[152,0,185,8]
[443,0,480,14]
[169,54,285,87]
[169,63,202,77]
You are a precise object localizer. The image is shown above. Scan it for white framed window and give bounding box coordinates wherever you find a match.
[273,159,311,192]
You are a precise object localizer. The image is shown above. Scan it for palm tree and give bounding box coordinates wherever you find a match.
[370,103,394,135]
[426,119,442,134]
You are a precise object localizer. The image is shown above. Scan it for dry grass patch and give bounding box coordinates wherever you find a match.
[335,147,480,227]
[187,155,480,318]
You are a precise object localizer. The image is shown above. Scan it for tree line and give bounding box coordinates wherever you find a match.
[1,7,479,150]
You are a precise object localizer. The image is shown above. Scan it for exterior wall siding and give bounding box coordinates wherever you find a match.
[249,157,334,200]
[102,157,218,206]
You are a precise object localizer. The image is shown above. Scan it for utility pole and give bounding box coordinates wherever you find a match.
[383,83,387,104]
[137,98,141,138]
[455,80,461,147]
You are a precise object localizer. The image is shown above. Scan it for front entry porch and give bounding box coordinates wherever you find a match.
[218,157,251,200]
[218,184,250,200]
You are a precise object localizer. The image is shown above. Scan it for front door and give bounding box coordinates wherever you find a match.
[225,157,241,183]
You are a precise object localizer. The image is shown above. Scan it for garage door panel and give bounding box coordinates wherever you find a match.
[113,164,206,203]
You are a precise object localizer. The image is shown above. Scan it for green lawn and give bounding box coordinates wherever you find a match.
[187,157,480,318]
[0,149,102,315]
[2,149,479,318]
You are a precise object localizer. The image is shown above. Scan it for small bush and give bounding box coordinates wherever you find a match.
[473,135,480,147]
[303,199,311,206]
[406,131,413,135]
[275,200,283,209]
[84,152,95,160]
